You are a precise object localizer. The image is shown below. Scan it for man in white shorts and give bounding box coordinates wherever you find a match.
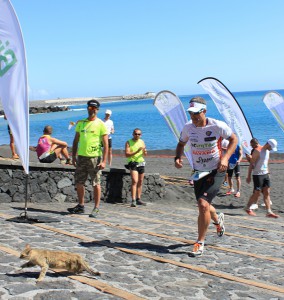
[175,96,237,257]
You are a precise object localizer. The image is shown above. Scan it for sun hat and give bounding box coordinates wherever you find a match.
[105,109,112,115]
[187,97,207,113]
[267,139,277,151]
[87,99,100,108]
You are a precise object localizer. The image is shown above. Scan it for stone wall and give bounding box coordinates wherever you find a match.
[0,161,165,204]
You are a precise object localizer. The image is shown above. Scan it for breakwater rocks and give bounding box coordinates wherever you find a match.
[0,162,165,204]
[0,105,69,116]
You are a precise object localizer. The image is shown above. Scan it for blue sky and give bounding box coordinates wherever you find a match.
[11,0,284,100]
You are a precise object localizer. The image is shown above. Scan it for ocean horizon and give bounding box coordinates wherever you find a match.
[1,89,284,153]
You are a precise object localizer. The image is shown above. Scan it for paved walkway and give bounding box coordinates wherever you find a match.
[0,201,283,300]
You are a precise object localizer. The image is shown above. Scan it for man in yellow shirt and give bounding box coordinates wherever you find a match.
[68,99,108,218]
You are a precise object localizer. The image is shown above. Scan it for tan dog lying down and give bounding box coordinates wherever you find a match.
[20,244,100,282]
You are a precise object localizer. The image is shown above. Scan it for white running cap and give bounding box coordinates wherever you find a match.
[105,109,112,115]
[267,139,277,151]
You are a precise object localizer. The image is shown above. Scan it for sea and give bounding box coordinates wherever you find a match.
[1,89,284,153]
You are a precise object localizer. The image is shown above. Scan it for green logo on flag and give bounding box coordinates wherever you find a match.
[0,40,17,77]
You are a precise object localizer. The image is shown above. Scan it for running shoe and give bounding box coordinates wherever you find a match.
[234,191,240,198]
[266,212,279,218]
[223,181,228,187]
[89,208,99,218]
[245,209,256,216]
[249,204,258,210]
[215,212,225,237]
[261,201,272,207]
[67,204,85,214]
[226,189,235,195]
[65,158,72,165]
[188,242,204,257]
[136,199,146,206]
[131,200,137,207]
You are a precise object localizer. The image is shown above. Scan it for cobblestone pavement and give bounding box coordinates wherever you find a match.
[0,200,283,300]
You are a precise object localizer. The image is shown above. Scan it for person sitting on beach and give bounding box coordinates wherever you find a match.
[245,139,279,218]
[103,109,115,166]
[125,128,147,207]
[36,125,71,164]
[4,114,19,160]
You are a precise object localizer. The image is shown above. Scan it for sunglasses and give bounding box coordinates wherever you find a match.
[88,106,98,110]
[189,109,204,115]
[134,133,141,136]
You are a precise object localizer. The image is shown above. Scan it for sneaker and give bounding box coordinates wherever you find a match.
[136,199,146,206]
[234,191,240,198]
[266,212,279,218]
[65,158,72,165]
[226,189,235,195]
[131,200,137,207]
[215,212,225,237]
[249,203,258,210]
[245,209,256,216]
[188,242,204,257]
[67,204,85,214]
[223,181,228,187]
[89,208,99,218]
[261,201,272,207]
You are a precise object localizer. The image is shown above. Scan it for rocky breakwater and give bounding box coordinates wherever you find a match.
[0,105,69,116]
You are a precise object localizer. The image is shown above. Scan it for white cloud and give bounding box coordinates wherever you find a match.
[28,86,50,100]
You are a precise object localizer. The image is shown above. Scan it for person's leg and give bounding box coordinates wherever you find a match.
[190,171,225,257]
[89,159,102,218]
[197,198,211,242]
[76,183,85,206]
[235,176,241,195]
[223,173,228,187]
[136,173,145,199]
[226,175,233,194]
[263,186,278,218]
[53,145,70,161]
[130,170,138,206]
[136,171,146,205]
[9,134,19,158]
[68,156,87,214]
[108,147,112,166]
[246,190,261,215]
[234,165,241,197]
[93,184,101,209]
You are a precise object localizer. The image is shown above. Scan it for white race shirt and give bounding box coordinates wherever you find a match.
[179,118,232,171]
[104,119,114,139]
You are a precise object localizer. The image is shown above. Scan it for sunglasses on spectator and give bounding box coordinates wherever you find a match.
[88,106,98,110]
[134,133,141,136]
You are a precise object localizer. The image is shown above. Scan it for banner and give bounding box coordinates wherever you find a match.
[198,77,253,155]
[0,0,29,173]
[263,91,284,133]
[154,90,193,167]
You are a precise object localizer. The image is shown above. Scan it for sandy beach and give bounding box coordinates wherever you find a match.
[0,145,283,216]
